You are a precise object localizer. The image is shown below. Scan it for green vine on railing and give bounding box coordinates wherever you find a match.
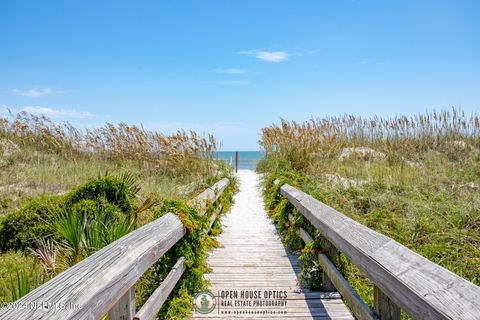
[262,174,338,291]
[136,178,236,319]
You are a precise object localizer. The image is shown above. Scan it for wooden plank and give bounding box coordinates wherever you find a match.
[288,214,374,320]
[209,178,230,199]
[0,213,186,320]
[280,184,480,320]
[207,212,217,232]
[208,266,302,273]
[193,178,229,215]
[209,280,299,285]
[195,178,229,203]
[206,203,222,233]
[192,316,352,319]
[210,248,289,252]
[287,214,337,293]
[195,171,353,320]
[318,253,378,320]
[133,257,186,320]
[374,285,400,320]
[321,240,337,292]
[205,274,298,281]
[207,262,299,267]
[108,286,136,320]
[297,227,314,244]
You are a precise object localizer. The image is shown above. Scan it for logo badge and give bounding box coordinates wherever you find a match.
[193,291,216,314]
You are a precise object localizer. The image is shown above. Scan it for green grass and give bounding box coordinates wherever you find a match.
[0,114,233,309]
[0,144,209,214]
[135,179,237,319]
[0,251,47,303]
[261,147,480,310]
[258,109,480,315]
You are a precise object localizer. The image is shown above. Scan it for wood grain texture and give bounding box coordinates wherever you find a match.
[206,204,222,233]
[318,253,378,320]
[288,213,377,320]
[0,212,185,320]
[133,257,186,320]
[374,285,400,320]
[0,178,230,320]
[108,287,136,320]
[194,178,230,215]
[321,240,337,292]
[192,171,353,319]
[281,183,480,320]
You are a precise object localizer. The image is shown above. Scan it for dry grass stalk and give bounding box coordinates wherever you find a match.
[1,112,218,178]
[260,108,480,170]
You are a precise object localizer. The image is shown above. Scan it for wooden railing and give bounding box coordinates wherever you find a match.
[279,183,480,320]
[0,178,230,320]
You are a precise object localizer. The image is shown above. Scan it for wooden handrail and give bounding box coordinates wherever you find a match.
[287,213,378,320]
[0,213,185,319]
[193,178,229,215]
[0,178,230,320]
[133,257,186,320]
[280,183,480,320]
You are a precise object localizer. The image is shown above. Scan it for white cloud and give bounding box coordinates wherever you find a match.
[11,87,64,97]
[212,68,247,74]
[214,80,251,86]
[20,106,97,119]
[239,50,289,62]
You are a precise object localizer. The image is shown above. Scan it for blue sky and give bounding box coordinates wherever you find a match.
[0,0,479,150]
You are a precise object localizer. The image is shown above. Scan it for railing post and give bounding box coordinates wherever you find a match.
[108,286,136,320]
[322,239,337,292]
[374,285,400,320]
[235,151,238,173]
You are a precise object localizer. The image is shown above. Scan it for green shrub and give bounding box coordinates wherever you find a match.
[0,196,63,252]
[66,175,137,214]
[147,199,211,319]
[0,175,138,252]
[136,178,236,319]
[70,198,124,223]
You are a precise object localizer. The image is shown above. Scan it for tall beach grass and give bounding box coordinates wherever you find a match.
[259,108,480,310]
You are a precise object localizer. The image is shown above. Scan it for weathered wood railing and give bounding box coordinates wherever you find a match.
[279,182,480,320]
[0,178,230,320]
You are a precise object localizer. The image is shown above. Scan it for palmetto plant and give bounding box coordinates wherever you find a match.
[52,173,156,266]
[55,209,87,267]
[83,214,135,255]
[54,208,137,266]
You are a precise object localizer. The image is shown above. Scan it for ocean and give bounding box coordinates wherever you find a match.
[215,151,265,171]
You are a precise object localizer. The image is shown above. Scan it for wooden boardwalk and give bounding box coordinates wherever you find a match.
[5,171,479,319]
[191,170,353,319]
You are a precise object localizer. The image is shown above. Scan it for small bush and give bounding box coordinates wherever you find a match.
[135,178,236,319]
[0,196,63,251]
[0,175,138,252]
[66,175,137,214]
